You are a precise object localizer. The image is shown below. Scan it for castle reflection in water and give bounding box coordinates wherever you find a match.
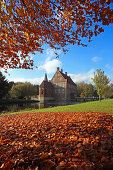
[0,101,79,113]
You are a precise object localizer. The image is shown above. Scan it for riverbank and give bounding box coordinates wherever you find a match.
[0,100,79,114]
[0,99,39,105]
[1,99,113,115]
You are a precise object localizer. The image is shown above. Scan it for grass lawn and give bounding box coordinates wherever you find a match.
[2,98,113,115]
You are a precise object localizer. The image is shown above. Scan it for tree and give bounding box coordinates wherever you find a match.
[9,82,37,99]
[84,83,96,97]
[77,82,97,97]
[0,73,13,99]
[92,69,110,101]
[77,82,86,97]
[103,83,113,98]
[1,0,113,71]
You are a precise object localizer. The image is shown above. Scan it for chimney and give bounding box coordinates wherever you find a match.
[57,67,59,71]
[61,69,63,73]
[65,72,67,75]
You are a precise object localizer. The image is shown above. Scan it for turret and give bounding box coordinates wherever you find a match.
[44,73,48,82]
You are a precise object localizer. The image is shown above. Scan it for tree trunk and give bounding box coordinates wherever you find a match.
[99,95,101,102]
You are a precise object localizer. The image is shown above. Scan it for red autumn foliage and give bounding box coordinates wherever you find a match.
[1,0,113,70]
[0,111,113,169]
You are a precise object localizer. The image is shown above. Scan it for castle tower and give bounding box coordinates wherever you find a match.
[44,73,48,82]
[39,73,54,101]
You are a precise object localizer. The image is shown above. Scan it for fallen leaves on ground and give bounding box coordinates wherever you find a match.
[0,112,113,169]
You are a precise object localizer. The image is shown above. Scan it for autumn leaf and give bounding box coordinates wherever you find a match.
[0,111,113,169]
[1,1,6,10]
[0,0,113,70]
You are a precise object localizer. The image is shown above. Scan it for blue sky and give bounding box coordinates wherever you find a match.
[2,24,113,85]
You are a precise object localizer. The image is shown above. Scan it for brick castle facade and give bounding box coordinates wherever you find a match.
[39,67,77,101]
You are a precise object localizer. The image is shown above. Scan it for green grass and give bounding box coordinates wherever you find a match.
[1,99,113,115]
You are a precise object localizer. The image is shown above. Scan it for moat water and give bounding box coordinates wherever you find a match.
[0,101,80,113]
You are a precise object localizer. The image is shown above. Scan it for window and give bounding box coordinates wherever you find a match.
[62,82,64,87]
[58,88,60,93]
[55,89,57,93]
[58,82,60,86]
[41,89,43,94]
[62,89,64,93]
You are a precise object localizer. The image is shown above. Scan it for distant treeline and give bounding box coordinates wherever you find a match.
[0,72,113,101]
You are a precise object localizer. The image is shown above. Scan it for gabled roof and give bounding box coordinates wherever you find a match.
[60,71,76,86]
[40,69,76,87]
[40,80,54,88]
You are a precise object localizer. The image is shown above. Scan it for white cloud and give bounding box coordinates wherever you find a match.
[46,49,56,61]
[0,68,5,72]
[8,77,44,85]
[69,69,95,84]
[111,78,113,83]
[45,48,61,61]
[105,64,113,83]
[105,64,113,71]
[7,68,14,72]
[39,59,62,74]
[39,48,62,74]
[91,56,101,62]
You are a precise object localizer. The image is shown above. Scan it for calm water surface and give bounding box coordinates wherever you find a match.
[0,101,79,113]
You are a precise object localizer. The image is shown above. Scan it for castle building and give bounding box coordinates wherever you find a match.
[39,67,77,101]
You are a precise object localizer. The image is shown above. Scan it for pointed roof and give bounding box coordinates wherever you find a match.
[44,73,48,82]
[51,68,76,86]
[40,73,48,87]
[60,71,76,86]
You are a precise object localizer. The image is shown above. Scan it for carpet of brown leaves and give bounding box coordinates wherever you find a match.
[0,112,113,170]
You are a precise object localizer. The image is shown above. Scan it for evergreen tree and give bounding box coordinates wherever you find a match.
[0,73,12,99]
